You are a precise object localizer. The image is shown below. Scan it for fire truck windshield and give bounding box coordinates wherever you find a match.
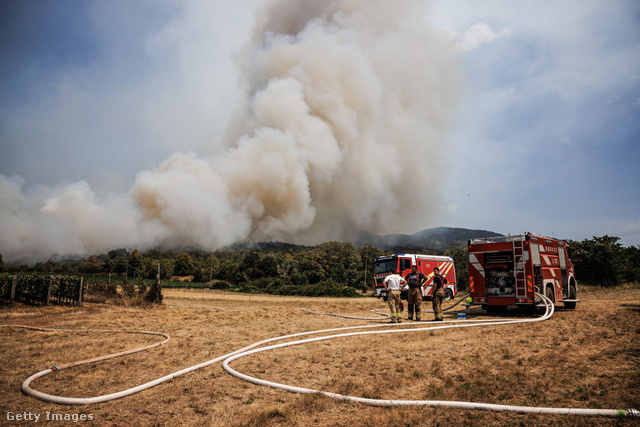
[374,258,397,274]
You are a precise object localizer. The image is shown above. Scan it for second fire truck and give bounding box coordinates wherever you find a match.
[373,253,457,301]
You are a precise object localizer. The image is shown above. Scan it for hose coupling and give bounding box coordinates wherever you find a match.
[626,408,640,418]
[51,366,60,372]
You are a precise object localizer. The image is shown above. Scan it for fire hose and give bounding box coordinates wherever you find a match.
[225,295,637,417]
[298,293,471,320]
[8,295,640,418]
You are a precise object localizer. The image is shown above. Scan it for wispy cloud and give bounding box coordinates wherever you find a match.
[438,204,459,214]
[459,23,511,51]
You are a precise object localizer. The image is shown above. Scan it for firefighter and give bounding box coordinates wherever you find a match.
[383,269,406,323]
[404,264,427,321]
[432,266,447,321]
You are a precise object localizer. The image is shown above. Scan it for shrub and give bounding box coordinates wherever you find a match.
[210,281,231,290]
[86,279,117,296]
[121,277,136,297]
[145,278,163,304]
[267,280,358,297]
[136,277,147,295]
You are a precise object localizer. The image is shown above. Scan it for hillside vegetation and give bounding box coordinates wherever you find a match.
[0,229,638,301]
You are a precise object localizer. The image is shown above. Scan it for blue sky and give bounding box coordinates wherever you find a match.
[431,1,640,246]
[0,0,639,261]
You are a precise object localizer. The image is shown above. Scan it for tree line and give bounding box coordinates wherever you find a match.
[0,235,637,297]
[0,242,464,297]
[568,235,640,287]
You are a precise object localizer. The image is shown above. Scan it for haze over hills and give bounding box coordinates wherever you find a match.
[352,227,503,252]
[5,227,502,264]
[228,227,502,254]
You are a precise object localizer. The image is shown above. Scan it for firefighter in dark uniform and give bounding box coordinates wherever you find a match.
[432,266,447,321]
[404,264,427,321]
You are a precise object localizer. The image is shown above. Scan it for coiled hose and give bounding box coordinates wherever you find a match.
[226,295,638,418]
[9,296,639,417]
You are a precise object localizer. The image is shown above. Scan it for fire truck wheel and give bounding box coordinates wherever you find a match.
[545,285,555,304]
[444,289,453,301]
[564,285,577,310]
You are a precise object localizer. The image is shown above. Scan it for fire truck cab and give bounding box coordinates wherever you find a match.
[373,253,457,301]
[468,233,579,312]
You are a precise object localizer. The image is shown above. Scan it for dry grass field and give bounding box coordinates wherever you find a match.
[1,285,639,426]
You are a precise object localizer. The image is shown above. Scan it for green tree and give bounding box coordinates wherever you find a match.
[128,250,145,279]
[294,251,325,284]
[573,236,625,287]
[218,253,241,283]
[624,246,640,284]
[142,258,155,279]
[257,252,279,278]
[0,253,4,273]
[159,259,174,280]
[115,258,128,276]
[358,244,385,290]
[206,255,221,281]
[277,254,297,278]
[102,257,114,274]
[86,255,101,274]
[108,248,129,259]
[242,251,261,280]
[315,241,361,288]
[174,253,195,276]
[46,259,56,273]
[192,267,209,283]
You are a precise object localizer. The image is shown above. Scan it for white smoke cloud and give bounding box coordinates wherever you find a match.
[0,0,463,261]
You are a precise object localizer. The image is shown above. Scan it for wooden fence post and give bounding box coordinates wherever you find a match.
[78,277,84,305]
[46,276,53,305]
[11,275,17,303]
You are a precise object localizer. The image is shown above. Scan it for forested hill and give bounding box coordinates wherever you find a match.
[231,227,503,253]
[352,227,503,252]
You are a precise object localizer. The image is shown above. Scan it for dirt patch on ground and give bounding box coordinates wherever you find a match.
[1,285,639,426]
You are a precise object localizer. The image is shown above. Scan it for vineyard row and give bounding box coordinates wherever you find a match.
[0,273,84,306]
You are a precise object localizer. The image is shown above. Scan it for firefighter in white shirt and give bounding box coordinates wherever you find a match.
[383,270,407,323]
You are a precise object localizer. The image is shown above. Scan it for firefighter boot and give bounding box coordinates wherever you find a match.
[408,308,414,321]
[416,313,421,321]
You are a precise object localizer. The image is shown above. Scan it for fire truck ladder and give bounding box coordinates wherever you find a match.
[513,239,527,298]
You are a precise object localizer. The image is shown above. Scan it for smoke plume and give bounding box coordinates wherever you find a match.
[0,0,463,261]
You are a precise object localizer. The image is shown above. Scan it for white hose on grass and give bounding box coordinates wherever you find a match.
[4,325,170,405]
[223,296,638,418]
[295,308,388,320]
[8,296,639,418]
[15,319,431,405]
[300,293,472,320]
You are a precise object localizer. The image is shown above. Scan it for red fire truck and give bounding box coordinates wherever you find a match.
[467,233,578,312]
[373,254,457,301]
